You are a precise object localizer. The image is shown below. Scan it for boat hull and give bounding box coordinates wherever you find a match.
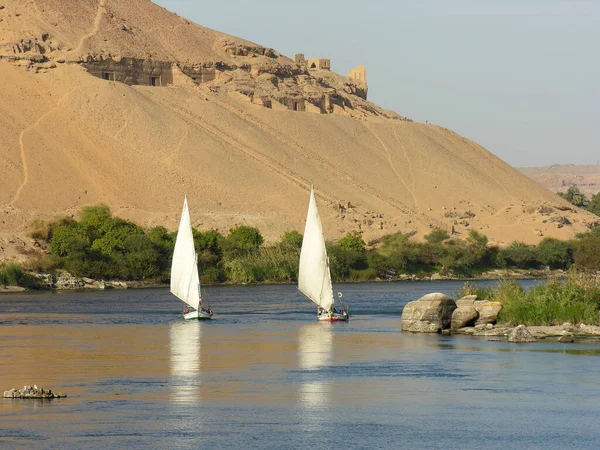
[317,311,349,322]
[183,309,213,320]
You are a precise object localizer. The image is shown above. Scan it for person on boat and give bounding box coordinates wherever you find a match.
[318,307,325,316]
[183,307,189,314]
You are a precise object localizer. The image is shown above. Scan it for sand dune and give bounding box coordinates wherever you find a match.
[0,0,598,263]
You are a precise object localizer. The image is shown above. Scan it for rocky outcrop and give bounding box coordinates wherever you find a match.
[455,294,477,307]
[51,272,126,290]
[508,325,537,343]
[451,294,479,329]
[474,301,502,325]
[55,272,84,289]
[451,306,478,329]
[401,293,456,333]
[3,385,66,399]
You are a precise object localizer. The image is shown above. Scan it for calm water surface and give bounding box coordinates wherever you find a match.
[1,280,599,449]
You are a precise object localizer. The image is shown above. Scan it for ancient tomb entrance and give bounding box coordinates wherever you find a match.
[102,72,115,81]
[150,76,161,86]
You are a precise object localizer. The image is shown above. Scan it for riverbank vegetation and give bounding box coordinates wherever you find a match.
[459,274,600,326]
[2,204,598,289]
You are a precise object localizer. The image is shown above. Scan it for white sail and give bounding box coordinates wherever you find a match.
[170,197,201,311]
[298,187,335,311]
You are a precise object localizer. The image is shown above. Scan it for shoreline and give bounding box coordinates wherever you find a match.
[0,268,559,294]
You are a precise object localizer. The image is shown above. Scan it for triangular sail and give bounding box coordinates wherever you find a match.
[170,197,201,310]
[298,187,335,311]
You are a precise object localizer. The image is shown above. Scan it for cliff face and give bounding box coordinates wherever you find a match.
[0,0,598,263]
[519,166,600,198]
[0,0,387,120]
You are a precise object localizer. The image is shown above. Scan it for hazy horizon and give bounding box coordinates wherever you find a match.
[154,0,598,167]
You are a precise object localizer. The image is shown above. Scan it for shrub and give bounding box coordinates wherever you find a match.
[587,192,600,216]
[224,246,299,283]
[348,267,377,281]
[279,231,303,251]
[534,238,573,269]
[0,263,25,286]
[456,281,494,300]
[424,229,450,244]
[222,225,263,258]
[495,274,600,326]
[0,263,38,288]
[573,237,600,272]
[498,241,536,269]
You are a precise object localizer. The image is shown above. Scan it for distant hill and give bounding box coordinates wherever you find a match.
[519,165,600,198]
[0,0,598,263]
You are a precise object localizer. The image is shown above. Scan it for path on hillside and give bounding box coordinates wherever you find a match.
[10,86,83,207]
[206,95,420,219]
[146,92,325,202]
[74,0,106,55]
[363,121,418,208]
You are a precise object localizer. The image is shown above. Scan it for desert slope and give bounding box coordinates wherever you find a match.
[0,0,598,263]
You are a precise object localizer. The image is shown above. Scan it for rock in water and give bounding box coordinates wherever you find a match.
[558,335,574,343]
[3,385,67,399]
[451,306,478,329]
[508,325,537,343]
[401,293,456,333]
[474,301,502,325]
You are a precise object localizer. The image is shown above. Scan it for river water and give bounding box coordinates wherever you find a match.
[1,280,599,449]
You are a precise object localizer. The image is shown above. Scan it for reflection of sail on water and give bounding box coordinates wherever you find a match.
[169,322,201,403]
[298,323,333,409]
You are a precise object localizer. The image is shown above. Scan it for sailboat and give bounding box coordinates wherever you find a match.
[170,196,213,320]
[298,186,349,322]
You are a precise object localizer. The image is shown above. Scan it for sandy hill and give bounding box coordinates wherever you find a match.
[519,165,600,198]
[0,0,598,263]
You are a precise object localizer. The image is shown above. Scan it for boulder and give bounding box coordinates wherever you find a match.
[474,301,502,325]
[508,325,537,343]
[401,293,456,333]
[451,306,478,329]
[558,335,574,343]
[455,294,477,307]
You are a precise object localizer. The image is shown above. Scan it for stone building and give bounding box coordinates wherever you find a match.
[84,58,217,86]
[306,58,330,70]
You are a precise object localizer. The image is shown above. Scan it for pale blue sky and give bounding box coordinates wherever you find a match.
[154,0,599,167]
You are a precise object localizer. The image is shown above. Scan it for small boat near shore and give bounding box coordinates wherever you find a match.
[298,186,349,322]
[170,196,213,320]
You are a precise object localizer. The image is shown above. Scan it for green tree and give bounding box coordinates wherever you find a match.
[78,204,114,241]
[499,241,536,268]
[586,192,600,216]
[49,223,91,258]
[193,229,224,255]
[558,186,589,208]
[222,225,264,257]
[338,231,366,253]
[366,250,389,278]
[534,238,573,269]
[573,237,600,272]
[91,218,142,258]
[279,231,303,251]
